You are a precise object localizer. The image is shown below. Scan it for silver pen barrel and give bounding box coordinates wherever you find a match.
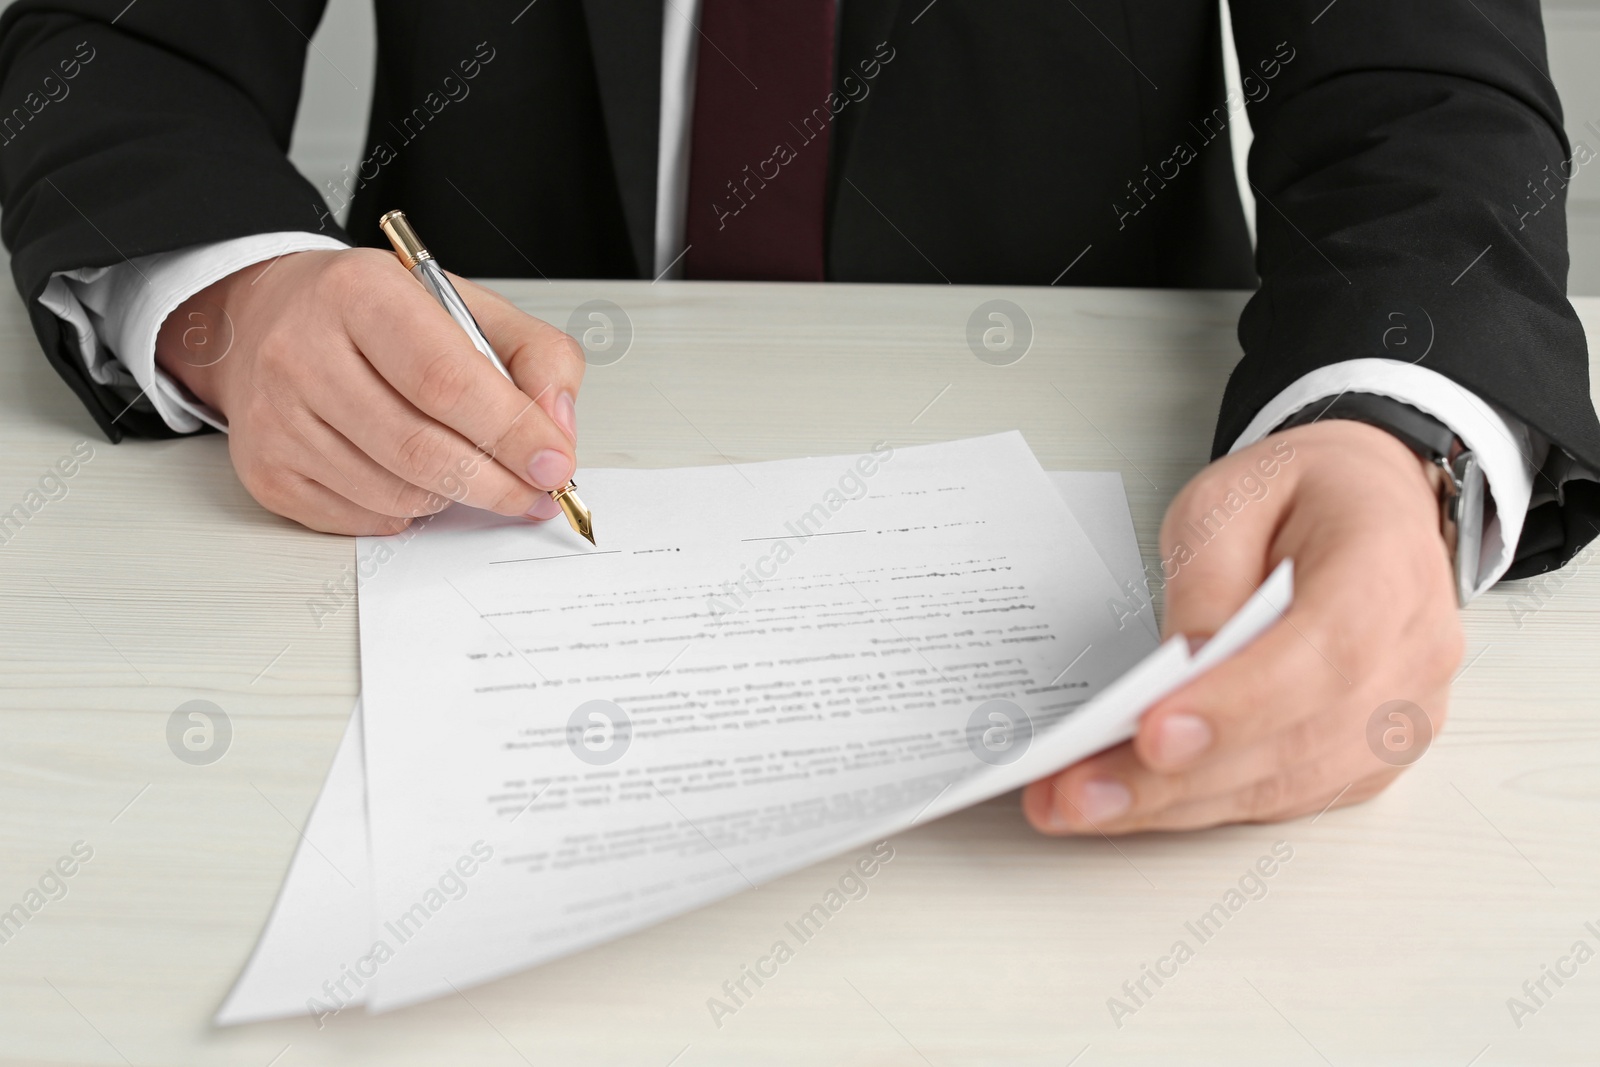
[409,258,513,380]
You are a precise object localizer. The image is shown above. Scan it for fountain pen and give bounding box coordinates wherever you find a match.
[378,210,594,545]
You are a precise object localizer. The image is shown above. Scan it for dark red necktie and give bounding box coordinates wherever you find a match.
[683,0,837,281]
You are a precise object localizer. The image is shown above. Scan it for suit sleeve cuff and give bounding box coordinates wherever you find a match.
[1227,357,1538,600]
[37,231,350,434]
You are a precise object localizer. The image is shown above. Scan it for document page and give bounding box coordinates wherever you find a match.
[216,454,1294,1024]
[355,433,1159,1010]
[215,466,1153,1024]
[214,701,372,1025]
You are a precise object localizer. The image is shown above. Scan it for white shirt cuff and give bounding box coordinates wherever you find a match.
[38,231,349,434]
[1228,358,1539,600]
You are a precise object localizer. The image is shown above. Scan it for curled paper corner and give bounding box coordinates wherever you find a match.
[1187,558,1295,674]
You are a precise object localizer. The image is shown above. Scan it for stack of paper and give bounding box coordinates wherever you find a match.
[216,433,1290,1024]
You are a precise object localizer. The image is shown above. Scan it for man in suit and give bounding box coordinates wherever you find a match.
[1,0,1595,834]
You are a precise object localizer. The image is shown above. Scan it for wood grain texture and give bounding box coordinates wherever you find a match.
[1,277,1598,1065]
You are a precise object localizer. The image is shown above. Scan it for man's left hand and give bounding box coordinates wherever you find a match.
[1023,420,1464,834]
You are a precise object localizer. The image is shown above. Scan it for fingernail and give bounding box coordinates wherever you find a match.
[1073,778,1132,823]
[526,449,574,490]
[553,391,577,441]
[1157,713,1213,766]
[526,494,561,521]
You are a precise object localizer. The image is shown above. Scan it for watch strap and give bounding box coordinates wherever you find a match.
[1275,392,1482,605]
[1278,393,1456,460]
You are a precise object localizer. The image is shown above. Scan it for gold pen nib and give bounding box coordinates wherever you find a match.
[552,481,595,545]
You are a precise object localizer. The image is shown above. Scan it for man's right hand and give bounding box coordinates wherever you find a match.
[154,248,585,535]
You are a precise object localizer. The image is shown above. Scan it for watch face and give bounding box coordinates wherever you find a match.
[1452,453,1485,604]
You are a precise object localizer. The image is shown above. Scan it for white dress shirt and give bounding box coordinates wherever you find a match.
[39,0,1541,597]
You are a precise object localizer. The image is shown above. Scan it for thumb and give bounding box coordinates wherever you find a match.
[1157,437,1299,642]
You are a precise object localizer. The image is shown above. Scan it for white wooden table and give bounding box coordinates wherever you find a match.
[2,274,1597,1066]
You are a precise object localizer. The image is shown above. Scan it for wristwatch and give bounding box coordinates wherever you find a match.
[1276,393,1484,605]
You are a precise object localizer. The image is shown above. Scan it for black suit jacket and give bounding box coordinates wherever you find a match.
[1,0,1595,576]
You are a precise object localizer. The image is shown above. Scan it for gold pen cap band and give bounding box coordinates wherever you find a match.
[379,209,432,270]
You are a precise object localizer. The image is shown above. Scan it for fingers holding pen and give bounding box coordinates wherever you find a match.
[309,349,560,519]
[228,394,446,536]
[455,271,586,450]
[335,250,579,494]
[153,246,579,531]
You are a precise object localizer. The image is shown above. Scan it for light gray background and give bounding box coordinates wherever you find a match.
[21,0,1600,291]
[1545,0,1600,291]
